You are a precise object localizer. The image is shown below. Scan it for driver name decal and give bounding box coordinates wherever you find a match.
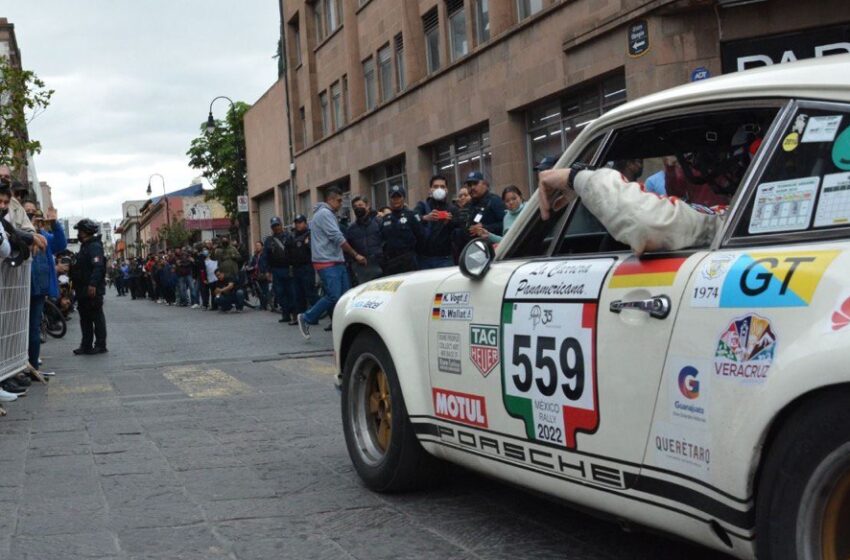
[501,258,614,450]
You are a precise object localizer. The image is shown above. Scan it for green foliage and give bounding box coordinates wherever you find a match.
[0,58,54,173]
[186,101,250,220]
[157,219,191,249]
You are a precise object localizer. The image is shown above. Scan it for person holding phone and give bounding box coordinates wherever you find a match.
[414,174,458,270]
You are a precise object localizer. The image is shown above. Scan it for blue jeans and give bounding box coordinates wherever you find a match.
[216,289,245,311]
[292,264,318,314]
[271,266,295,318]
[303,264,350,325]
[418,255,454,270]
[190,277,200,305]
[28,295,45,366]
[177,275,192,305]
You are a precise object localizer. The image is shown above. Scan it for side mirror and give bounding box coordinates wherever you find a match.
[459,238,495,280]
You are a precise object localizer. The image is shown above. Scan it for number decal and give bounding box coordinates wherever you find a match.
[502,302,600,449]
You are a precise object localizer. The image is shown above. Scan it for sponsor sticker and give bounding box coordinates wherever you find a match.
[714,314,777,384]
[802,115,843,143]
[749,177,819,234]
[437,332,462,374]
[652,421,712,475]
[469,324,499,377]
[432,292,473,321]
[609,256,687,289]
[670,363,708,425]
[351,280,404,311]
[690,250,839,308]
[504,258,614,300]
[432,388,488,428]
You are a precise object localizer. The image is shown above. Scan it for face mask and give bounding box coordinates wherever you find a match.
[26,213,35,221]
[0,208,7,218]
[353,207,367,218]
[432,188,447,201]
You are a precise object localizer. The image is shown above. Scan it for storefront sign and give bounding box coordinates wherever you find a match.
[721,23,850,73]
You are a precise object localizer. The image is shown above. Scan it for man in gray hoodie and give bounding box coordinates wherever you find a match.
[297,187,366,339]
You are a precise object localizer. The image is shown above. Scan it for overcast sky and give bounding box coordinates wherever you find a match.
[5,0,281,222]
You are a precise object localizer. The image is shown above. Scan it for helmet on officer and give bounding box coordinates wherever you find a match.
[74,218,100,235]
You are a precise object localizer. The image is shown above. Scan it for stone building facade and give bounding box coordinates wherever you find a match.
[244,0,850,243]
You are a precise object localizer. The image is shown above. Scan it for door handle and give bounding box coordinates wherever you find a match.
[609,295,671,319]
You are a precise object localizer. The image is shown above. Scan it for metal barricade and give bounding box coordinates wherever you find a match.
[0,261,31,382]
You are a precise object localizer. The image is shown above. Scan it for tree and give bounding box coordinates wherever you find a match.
[186,102,250,220]
[0,58,54,174]
[157,220,191,249]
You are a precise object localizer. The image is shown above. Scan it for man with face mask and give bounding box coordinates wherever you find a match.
[414,175,458,269]
[345,196,383,284]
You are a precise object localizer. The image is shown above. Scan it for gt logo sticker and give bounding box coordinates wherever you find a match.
[691,251,839,307]
[502,302,599,449]
[470,324,499,377]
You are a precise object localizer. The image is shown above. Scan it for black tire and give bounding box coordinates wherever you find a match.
[43,300,67,338]
[341,331,436,492]
[756,387,850,560]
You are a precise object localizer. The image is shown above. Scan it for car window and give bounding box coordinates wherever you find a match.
[731,104,850,240]
[503,135,604,260]
[553,105,780,256]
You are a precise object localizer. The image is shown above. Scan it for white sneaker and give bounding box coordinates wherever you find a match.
[40,371,56,377]
[191,304,199,309]
[0,389,18,402]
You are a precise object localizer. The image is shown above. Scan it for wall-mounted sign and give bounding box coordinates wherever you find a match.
[691,67,711,82]
[237,195,249,213]
[628,20,650,58]
[721,23,850,73]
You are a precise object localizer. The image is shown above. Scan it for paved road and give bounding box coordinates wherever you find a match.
[0,294,731,559]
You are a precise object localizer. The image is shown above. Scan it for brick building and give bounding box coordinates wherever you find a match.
[244,0,850,244]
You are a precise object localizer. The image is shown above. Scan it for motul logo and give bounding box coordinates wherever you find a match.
[433,388,488,428]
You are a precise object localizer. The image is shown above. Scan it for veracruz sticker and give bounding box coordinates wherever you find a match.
[714,314,777,384]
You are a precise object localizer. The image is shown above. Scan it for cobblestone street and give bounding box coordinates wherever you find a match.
[0,296,730,559]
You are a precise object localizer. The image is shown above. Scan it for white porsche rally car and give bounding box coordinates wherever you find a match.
[333,55,850,560]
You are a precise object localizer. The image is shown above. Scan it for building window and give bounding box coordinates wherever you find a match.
[363,57,377,111]
[423,9,440,74]
[526,73,627,189]
[290,20,302,67]
[314,0,343,43]
[378,44,393,103]
[394,34,405,92]
[319,91,330,137]
[475,0,489,44]
[299,106,307,146]
[447,0,468,62]
[370,158,407,210]
[433,126,492,196]
[342,75,349,121]
[331,81,344,130]
[298,191,312,217]
[517,0,543,20]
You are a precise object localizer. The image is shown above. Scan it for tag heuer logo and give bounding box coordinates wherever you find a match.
[470,324,499,377]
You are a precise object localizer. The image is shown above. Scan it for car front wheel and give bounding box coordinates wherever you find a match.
[756,388,850,560]
[341,331,435,492]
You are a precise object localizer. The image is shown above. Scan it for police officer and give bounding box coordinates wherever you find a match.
[379,185,424,275]
[71,219,108,355]
[264,216,295,324]
[454,171,506,255]
[286,215,317,321]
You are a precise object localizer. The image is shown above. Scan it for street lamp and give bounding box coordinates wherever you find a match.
[205,95,248,252]
[146,173,169,250]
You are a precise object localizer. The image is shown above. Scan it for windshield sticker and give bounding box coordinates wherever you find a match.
[714,314,776,384]
[814,172,850,228]
[504,258,615,301]
[802,115,843,143]
[609,256,687,288]
[834,126,850,171]
[782,132,800,152]
[792,114,808,135]
[437,332,462,374]
[749,176,819,234]
[691,250,838,308]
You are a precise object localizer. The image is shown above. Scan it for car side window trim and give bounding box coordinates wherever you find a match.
[720,99,850,249]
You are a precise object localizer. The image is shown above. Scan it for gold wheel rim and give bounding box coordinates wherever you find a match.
[822,468,850,560]
[368,368,392,452]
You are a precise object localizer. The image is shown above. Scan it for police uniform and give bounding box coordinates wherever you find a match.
[379,185,425,275]
[71,220,108,354]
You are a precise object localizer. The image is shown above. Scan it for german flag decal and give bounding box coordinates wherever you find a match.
[609,256,688,288]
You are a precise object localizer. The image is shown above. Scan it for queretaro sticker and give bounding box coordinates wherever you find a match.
[437,332,462,374]
[504,258,615,301]
[502,301,599,449]
[469,324,499,377]
[652,421,711,476]
[714,313,777,384]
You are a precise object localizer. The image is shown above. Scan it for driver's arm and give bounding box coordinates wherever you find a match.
[541,168,719,255]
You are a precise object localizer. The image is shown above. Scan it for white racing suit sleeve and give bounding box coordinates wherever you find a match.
[573,168,719,255]
[0,229,9,259]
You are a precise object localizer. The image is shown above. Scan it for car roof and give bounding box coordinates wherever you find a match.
[588,54,850,134]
